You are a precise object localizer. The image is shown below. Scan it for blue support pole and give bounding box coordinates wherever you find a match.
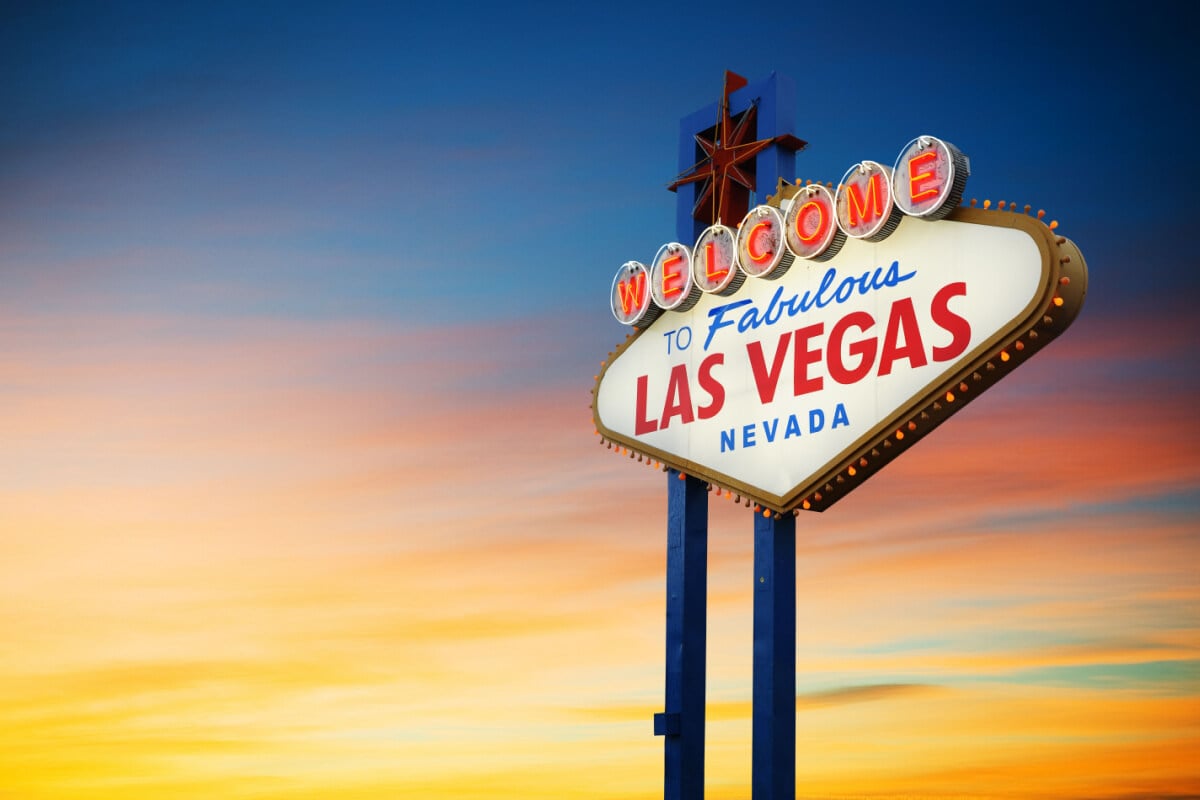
[655,469,708,800]
[660,72,800,800]
[750,72,798,207]
[752,511,796,800]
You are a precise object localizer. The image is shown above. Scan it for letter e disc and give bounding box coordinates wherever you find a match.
[892,135,970,220]
[651,242,701,312]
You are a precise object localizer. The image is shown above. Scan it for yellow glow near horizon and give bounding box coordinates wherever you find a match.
[1,311,1197,798]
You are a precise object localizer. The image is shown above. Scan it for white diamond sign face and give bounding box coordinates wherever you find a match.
[593,206,1087,513]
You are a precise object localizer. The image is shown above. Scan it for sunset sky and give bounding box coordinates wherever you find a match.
[1,2,1197,798]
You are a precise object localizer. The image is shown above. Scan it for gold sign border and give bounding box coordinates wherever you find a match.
[591,194,1088,515]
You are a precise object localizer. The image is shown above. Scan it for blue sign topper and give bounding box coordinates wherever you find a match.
[654,71,801,800]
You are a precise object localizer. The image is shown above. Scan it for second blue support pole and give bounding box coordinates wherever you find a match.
[657,469,708,800]
[752,511,796,799]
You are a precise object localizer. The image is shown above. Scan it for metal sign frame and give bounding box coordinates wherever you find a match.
[590,71,1087,800]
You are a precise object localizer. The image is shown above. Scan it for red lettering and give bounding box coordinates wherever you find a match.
[847,171,885,227]
[908,150,940,203]
[747,333,791,404]
[631,290,972,433]
[747,221,773,263]
[796,199,828,244]
[931,282,971,361]
[661,253,685,296]
[878,297,928,376]
[705,239,727,283]
[618,273,646,316]
[827,311,877,384]
[793,323,825,396]
[696,353,725,419]
[635,374,658,435]
[659,363,694,429]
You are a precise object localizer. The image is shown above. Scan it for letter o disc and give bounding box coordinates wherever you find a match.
[784,183,845,261]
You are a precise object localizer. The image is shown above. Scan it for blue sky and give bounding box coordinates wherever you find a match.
[2,3,1198,798]
[6,2,1197,330]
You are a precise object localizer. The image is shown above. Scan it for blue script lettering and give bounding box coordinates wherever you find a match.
[704,299,753,350]
[703,261,917,350]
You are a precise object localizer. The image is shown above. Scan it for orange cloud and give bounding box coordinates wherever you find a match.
[0,302,1196,798]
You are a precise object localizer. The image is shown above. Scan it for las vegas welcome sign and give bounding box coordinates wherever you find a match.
[593,136,1087,515]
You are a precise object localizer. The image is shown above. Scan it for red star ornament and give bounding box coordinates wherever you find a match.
[668,71,805,227]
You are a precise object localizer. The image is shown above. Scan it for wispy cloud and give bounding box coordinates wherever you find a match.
[1,288,1196,798]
